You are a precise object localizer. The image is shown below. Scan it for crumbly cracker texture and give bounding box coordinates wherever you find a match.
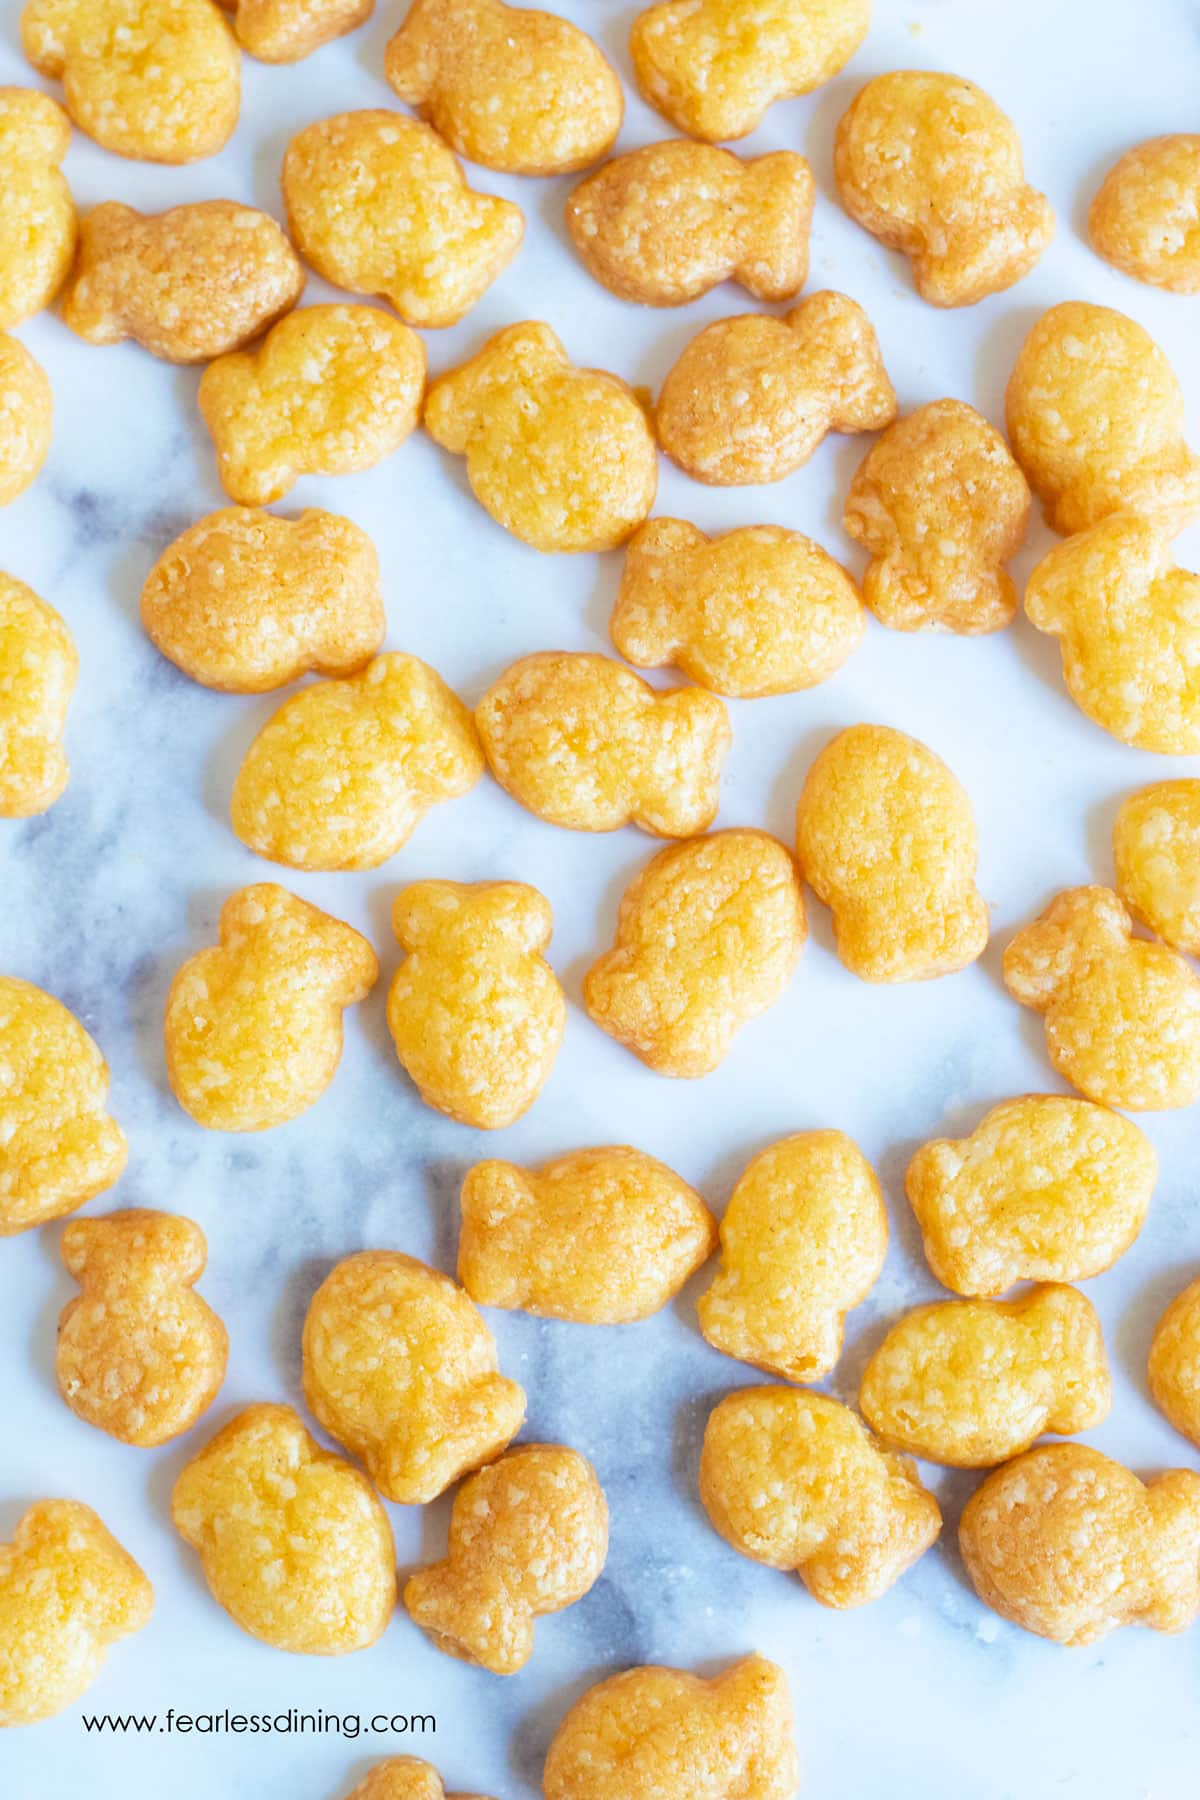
[0,88,75,328]
[0,571,76,817]
[1089,135,1200,294]
[1113,780,1200,957]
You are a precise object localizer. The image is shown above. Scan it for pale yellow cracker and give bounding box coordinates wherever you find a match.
[458,1145,717,1324]
[0,89,75,329]
[164,884,377,1132]
[387,880,565,1129]
[218,0,371,61]
[343,1761,494,1800]
[700,1388,941,1608]
[424,322,657,552]
[172,1402,396,1654]
[0,332,52,507]
[476,651,730,837]
[795,723,988,982]
[655,290,895,486]
[405,1444,608,1674]
[1113,780,1200,957]
[1149,1277,1200,1450]
[843,399,1031,633]
[1089,135,1200,294]
[613,518,863,698]
[959,1444,1200,1645]
[698,1131,886,1382]
[584,828,806,1078]
[1003,885,1200,1111]
[385,0,622,177]
[302,1250,526,1505]
[0,572,76,817]
[56,1209,228,1446]
[231,653,483,870]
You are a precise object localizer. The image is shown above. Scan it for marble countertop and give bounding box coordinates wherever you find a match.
[3,0,1200,1795]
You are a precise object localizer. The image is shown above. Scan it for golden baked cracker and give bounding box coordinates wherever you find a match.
[0,89,75,329]
[565,143,814,307]
[834,72,1053,307]
[458,1146,717,1324]
[859,1284,1110,1468]
[698,1131,886,1383]
[405,1444,608,1674]
[1006,301,1200,537]
[1003,884,1200,1111]
[1024,512,1200,752]
[218,0,371,60]
[795,723,988,983]
[56,1209,228,1446]
[584,828,806,1078]
[544,1655,800,1800]
[283,113,523,331]
[385,0,622,177]
[612,518,863,698]
[387,880,565,1129]
[0,572,76,817]
[475,651,730,837]
[61,201,304,363]
[1113,780,1200,957]
[164,884,377,1132]
[843,399,1031,634]
[231,653,483,871]
[905,1095,1156,1297]
[959,1444,1200,1645]
[424,322,657,553]
[700,1388,941,1608]
[655,290,895,486]
[199,304,425,506]
[0,1501,152,1726]
[21,0,239,164]
[302,1250,526,1504]
[141,506,384,695]
[630,0,869,143]
[343,1761,494,1800]
[0,976,127,1237]
[0,332,52,507]
[1150,1276,1200,1450]
[172,1402,396,1653]
[1089,135,1200,294]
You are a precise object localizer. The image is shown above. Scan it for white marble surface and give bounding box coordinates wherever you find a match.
[3,0,1200,1794]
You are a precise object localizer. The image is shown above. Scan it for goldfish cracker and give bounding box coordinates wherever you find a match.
[404,1445,608,1674]
[544,1655,800,1800]
[218,0,371,60]
[584,829,806,1078]
[385,0,622,177]
[698,1131,886,1383]
[905,1095,1155,1297]
[172,1403,396,1653]
[795,723,988,983]
[458,1146,717,1324]
[700,1388,941,1608]
[834,72,1053,307]
[0,573,76,817]
[1089,136,1200,294]
[0,1501,152,1726]
[475,652,730,837]
[21,0,239,164]
[565,143,814,307]
[843,400,1031,634]
[1113,780,1200,957]
[302,1251,526,1505]
[0,976,127,1237]
[1003,885,1200,1111]
[424,322,656,553]
[612,519,863,699]
[343,1762,494,1800]
[1023,513,1200,753]
[141,507,384,695]
[630,0,870,143]
[231,654,483,871]
[1149,1277,1200,1450]
[387,880,564,1129]
[60,201,304,363]
[56,1209,228,1446]
[164,884,377,1132]
[1006,301,1200,537]
[199,304,425,506]
[0,333,52,507]
[959,1444,1200,1646]
[283,113,523,331]
[0,90,75,328]
[859,1284,1110,1468]
[655,291,896,486]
